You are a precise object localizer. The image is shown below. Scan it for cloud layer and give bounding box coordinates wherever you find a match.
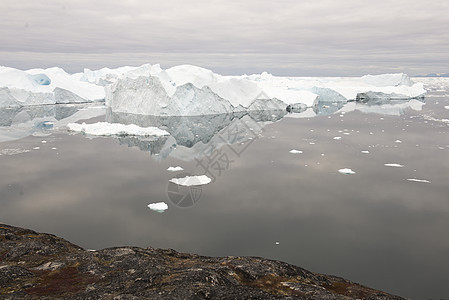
[1,0,448,75]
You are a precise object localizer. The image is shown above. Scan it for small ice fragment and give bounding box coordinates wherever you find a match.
[321,153,325,156]
[41,140,47,144]
[407,179,431,183]
[309,142,315,145]
[275,241,280,245]
[338,168,356,175]
[289,149,303,154]
[361,150,370,154]
[169,175,212,186]
[385,163,404,168]
[147,202,168,213]
[33,147,40,150]
[395,140,402,143]
[444,106,449,110]
[343,132,350,135]
[167,166,184,172]
[333,136,342,140]
[51,147,57,150]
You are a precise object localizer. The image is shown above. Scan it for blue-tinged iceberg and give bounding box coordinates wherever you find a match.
[0,66,104,108]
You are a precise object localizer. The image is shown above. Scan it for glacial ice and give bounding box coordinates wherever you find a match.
[338,168,356,175]
[0,66,104,108]
[1,64,427,118]
[167,166,184,172]
[32,74,51,85]
[147,202,168,213]
[169,175,212,186]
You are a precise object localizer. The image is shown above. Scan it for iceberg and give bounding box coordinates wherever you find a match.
[147,202,168,213]
[338,168,356,175]
[0,66,104,108]
[1,64,427,117]
[169,175,212,186]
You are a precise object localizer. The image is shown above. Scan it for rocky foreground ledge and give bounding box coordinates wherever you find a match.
[0,224,404,299]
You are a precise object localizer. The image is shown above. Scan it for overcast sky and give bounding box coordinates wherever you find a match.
[1,0,448,75]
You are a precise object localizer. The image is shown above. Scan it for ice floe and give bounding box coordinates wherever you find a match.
[67,122,169,137]
[167,166,184,172]
[407,178,431,183]
[147,202,168,213]
[169,175,212,186]
[289,149,303,154]
[384,163,404,167]
[338,168,356,175]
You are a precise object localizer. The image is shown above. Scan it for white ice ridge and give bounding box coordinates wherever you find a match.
[169,175,212,186]
[67,122,169,136]
[147,202,168,213]
[1,64,427,116]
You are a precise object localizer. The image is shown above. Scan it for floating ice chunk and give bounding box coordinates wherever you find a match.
[67,122,169,136]
[169,175,212,186]
[33,147,40,150]
[445,106,449,110]
[385,163,404,167]
[275,241,280,245]
[289,149,303,154]
[361,150,370,154]
[395,140,402,143]
[333,136,342,140]
[147,202,168,213]
[407,178,431,183]
[167,166,184,172]
[338,168,356,174]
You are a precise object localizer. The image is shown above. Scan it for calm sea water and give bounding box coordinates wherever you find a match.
[1,79,448,299]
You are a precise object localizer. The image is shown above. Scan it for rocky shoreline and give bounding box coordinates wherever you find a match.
[0,224,404,299]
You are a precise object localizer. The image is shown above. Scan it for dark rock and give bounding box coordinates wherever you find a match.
[0,224,405,299]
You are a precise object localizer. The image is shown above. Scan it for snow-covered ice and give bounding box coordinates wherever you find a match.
[338,168,356,175]
[167,166,184,172]
[169,175,212,186]
[147,202,168,213]
[67,122,169,137]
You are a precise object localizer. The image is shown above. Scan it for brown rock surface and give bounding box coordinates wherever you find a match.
[0,224,405,299]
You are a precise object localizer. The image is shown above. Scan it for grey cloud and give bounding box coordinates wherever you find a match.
[1,0,448,75]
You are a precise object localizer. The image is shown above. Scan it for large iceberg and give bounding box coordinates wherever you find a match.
[0,66,104,108]
[1,63,427,117]
[104,65,427,116]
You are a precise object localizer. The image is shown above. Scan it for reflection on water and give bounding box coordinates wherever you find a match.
[0,93,447,299]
